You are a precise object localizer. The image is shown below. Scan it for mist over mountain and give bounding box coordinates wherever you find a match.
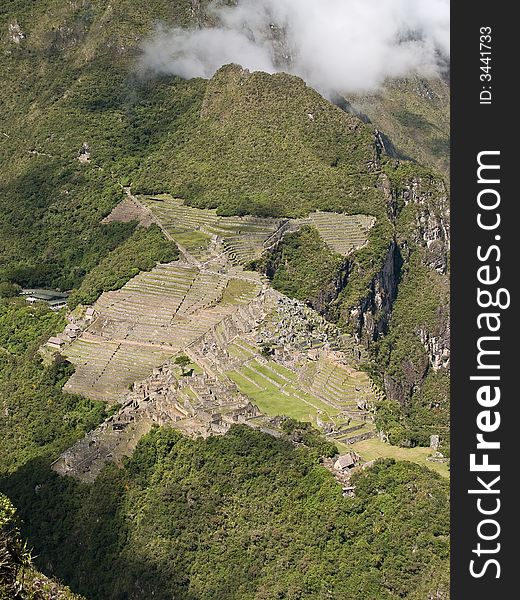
[140,0,449,94]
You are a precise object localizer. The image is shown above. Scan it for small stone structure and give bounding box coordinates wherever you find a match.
[334,452,360,472]
[78,142,91,163]
[64,323,81,340]
[8,21,26,43]
[47,337,65,351]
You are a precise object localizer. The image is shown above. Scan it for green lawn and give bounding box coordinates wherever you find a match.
[227,363,342,426]
[259,361,298,383]
[244,361,292,386]
[168,228,211,257]
[227,343,255,361]
[228,371,314,422]
[220,279,258,304]
[345,437,450,478]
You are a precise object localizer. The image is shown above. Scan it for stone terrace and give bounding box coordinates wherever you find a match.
[142,195,284,265]
[63,260,264,404]
[142,195,376,263]
[53,197,380,481]
[307,211,375,256]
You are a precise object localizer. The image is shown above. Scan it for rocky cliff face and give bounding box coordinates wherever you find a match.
[401,176,450,273]
[398,174,450,373]
[419,312,450,371]
[343,165,450,425]
[383,353,430,411]
[346,240,401,344]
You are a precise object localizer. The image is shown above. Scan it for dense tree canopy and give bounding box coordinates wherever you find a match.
[1,427,449,600]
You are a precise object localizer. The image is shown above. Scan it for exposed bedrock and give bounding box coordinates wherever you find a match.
[383,348,430,405]
[403,177,450,274]
[381,172,450,272]
[346,240,402,345]
[418,305,451,371]
[345,172,450,408]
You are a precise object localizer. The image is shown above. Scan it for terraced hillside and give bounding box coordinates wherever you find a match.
[142,195,284,265]
[50,190,383,479]
[64,339,173,404]
[222,331,377,439]
[141,194,376,261]
[300,357,378,415]
[307,211,375,255]
[63,260,263,403]
[53,229,378,481]
[226,355,372,437]
[56,294,378,481]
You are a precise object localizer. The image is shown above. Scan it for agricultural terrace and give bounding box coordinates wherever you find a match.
[307,211,375,255]
[225,340,377,442]
[63,260,262,404]
[141,195,284,265]
[142,195,376,262]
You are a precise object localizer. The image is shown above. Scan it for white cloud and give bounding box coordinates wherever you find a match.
[139,0,450,94]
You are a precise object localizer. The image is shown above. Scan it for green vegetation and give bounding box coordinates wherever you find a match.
[1,492,84,600]
[373,248,450,450]
[0,1,204,292]
[0,163,136,290]
[220,278,258,305]
[174,354,192,377]
[335,218,395,314]
[0,299,64,356]
[0,282,21,299]
[134,65,384,220]
[260,344,274,358]
[347,75,450,178]
[68,225,178,308]
[1,426,449,600]
[0,299,108,475]
[0,2,450,597]
[347,437,449,478]
[375,371,450,454]
[256,225,346,310]
[280,418,338,458]
[0,492,29,600]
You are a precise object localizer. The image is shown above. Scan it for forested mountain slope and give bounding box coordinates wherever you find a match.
[1,1,450,598]
[1,0,449,449]
[2,428,449,600]
[345,75,450,179]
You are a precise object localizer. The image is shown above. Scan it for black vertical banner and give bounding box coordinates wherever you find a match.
[451,2,515,598]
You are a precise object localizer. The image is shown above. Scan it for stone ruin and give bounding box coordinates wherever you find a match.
[254,296,362,357]
[77,142,91,163]
[52,366,263,482]
[8,21,26,44]
[51,202,379,483]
